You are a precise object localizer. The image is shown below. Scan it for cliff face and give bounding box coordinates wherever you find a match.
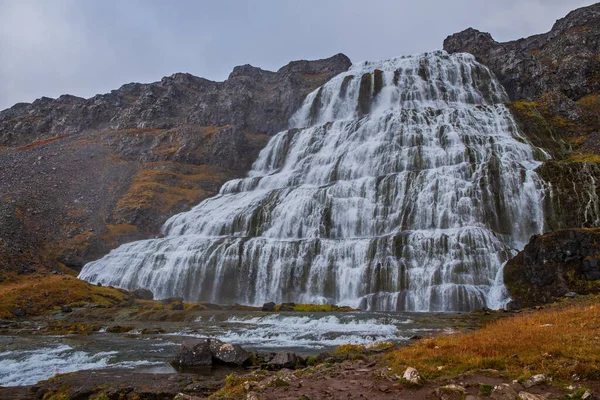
[0,54,351,274]
[443,3,600,102]
[0,54,351,147]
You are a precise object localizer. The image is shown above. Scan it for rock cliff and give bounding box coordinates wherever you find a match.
[444,3,600,102]
[0,54,351,274]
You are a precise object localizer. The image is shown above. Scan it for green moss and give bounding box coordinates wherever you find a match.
[479,384,493,396]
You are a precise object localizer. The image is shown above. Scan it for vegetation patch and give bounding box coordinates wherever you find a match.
[386,297,600,382]
[17,134,70,152]
[0,273,131,319]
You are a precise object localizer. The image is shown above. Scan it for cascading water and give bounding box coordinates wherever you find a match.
[79,51,548,311]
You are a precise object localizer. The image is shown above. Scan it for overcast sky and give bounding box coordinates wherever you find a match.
[0,0,596,110]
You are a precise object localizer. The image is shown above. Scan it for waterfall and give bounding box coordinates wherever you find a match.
[79,51,547,311]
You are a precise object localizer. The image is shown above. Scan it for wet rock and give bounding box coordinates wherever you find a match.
[435,384,467,400]
[209,339,250,366]
[402,367,421,384]
[11,308,25,318]
[173,339,213,366]
[518,392,546,400]
[523,374,549,389]
[268,352,299,369]
[261,302,276,312]
[61,305,72,313]
[564,291,578,298]
[133,288,154,300]
[491,383,519,400]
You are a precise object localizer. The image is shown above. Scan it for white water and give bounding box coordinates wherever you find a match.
[0,344,161,387]
[80,51,547,311]
[182,314,408,349]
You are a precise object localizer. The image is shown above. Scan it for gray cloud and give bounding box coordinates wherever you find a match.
[0,0,596,110]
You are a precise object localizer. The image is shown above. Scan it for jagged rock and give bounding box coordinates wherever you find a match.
[518,392,546,400]
[268,352,299,369]
[61,305,73,313]
[444,3,600,102]
[505,229,600,307]
[261,302,276,312]
[172,339,213,367]
[209,340,250,366]
[133,288,154,300]
[522,374,549,389]
[402,367,421,383]
[491,383,519,400]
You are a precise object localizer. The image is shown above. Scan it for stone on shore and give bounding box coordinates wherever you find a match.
[402,367,421,383]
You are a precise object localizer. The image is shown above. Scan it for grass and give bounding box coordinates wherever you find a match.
[0,272,131,319]
[386,297,600,383]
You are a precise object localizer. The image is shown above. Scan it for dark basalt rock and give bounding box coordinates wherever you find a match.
[209,339,250,366]
[261,302,276,312]
[267,351,300,369]
[133,288,154,300]
[173,338,251,367]
[444,3,600,102]
[173,339,213,367]
[504,228,600,307]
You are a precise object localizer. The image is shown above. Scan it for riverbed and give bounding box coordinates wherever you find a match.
[0,310,493,387]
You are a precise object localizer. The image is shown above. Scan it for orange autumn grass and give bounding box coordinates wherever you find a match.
[0,272,131,319]
[387,298,600,382]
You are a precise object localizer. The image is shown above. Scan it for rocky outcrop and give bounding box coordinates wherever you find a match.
[444,3,600,102]
[0,54,350,273]
[504,228,600,308]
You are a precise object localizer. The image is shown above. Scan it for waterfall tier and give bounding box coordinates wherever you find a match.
[79,51,547,311]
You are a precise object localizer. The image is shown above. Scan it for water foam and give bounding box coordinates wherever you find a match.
[0,344,161,387]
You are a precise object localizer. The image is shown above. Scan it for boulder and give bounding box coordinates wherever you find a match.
[268,352,299,369]
[523,374,549,389]
[261,302,276,312]
[402,367,421,384]
[133,288,154,300]
[61,305,73,313]
[172,339,213,366]
[209,339,250,366]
